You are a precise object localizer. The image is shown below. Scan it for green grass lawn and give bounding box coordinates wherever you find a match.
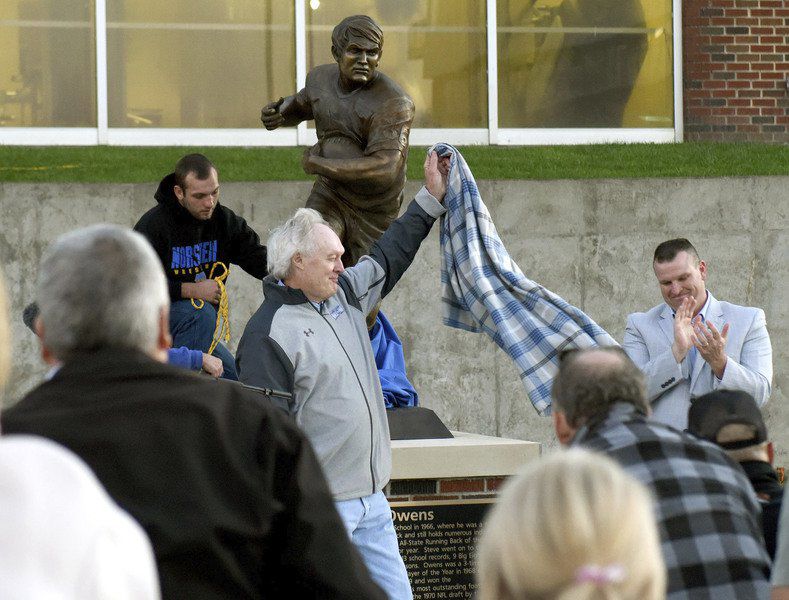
[0,143,787,183]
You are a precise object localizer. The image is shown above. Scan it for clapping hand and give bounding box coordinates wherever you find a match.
[671,296,695,363]
[692,319,730,378]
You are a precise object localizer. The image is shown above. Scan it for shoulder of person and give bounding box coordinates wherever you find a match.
[715,299,763,319]
[134,204,168,230]
[627,303,664,323]
[370,74,413,104]
[214,204,248,231]
[306,63,337,86]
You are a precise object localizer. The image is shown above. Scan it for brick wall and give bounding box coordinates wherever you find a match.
[683,0,789,142]
[385,476,505,503]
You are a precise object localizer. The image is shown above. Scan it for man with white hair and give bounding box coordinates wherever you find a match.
[237,151,448,599]
[2,224,386,600]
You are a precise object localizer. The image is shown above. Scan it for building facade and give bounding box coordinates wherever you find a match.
[0,0,783,145]
[683,0,788,143]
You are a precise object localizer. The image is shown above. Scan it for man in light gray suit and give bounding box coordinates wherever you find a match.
[623,238,772,430]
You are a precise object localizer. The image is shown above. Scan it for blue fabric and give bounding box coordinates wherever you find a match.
[334,491,412,600]
[433,142,617,415]
[369,310,418,408]
[167,346,203,371]
[169,300,238,380]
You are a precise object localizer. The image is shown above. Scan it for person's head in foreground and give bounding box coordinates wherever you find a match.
[35,224,171,364]
[551,346,649,444]
[476,448,666,600]
[0,256,159,598]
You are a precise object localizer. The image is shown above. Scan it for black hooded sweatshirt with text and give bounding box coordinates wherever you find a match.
[134,173,267,301]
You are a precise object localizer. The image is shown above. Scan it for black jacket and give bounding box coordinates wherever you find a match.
[134,173,267,300]
[741,460,784,560]
[2,350,385,600]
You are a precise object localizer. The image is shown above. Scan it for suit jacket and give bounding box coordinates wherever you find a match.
[1,349,385,600]
[623,292,772,430]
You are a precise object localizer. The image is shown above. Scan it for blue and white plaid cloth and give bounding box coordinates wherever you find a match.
[433,142,617,415]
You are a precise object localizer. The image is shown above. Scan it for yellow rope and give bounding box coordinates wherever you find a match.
[190,262,230,355]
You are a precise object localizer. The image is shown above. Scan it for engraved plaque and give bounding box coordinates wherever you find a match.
[391,500,494,599]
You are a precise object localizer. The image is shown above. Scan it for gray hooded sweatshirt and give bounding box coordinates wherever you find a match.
[237,188,445,500]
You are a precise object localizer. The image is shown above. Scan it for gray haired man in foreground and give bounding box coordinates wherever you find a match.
[2,224,385,600]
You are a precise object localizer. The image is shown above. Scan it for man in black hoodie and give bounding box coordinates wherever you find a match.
[135,153,267,379]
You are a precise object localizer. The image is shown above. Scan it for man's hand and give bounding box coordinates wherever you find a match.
[261,97,285,130]
[424,150,448,203]
[692,320,730,379]
[671,296,695,364]
[183,280,221,305]
[201,353,223,377]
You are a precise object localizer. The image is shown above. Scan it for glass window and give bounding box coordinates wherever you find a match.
[302,1,487,128]
[107,1,294,128]
[0,1,96,127]
[497,0,674,128]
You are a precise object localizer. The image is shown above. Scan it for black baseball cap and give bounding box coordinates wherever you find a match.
[687,390,767,450]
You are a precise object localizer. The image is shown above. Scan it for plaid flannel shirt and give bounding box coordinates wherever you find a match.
[433,142,616,415]
[574,403,771,599]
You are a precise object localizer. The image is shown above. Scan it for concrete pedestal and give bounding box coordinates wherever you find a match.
[386,432,539,600]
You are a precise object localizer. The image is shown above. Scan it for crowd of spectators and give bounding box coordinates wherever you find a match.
[0,150,785,600]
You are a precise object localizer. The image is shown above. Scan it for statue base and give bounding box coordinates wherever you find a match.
[386,406,453,440]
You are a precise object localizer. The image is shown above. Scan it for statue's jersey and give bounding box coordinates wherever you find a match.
[296,63,415,264]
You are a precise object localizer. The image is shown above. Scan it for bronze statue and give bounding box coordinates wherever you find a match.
[261,15,414,268]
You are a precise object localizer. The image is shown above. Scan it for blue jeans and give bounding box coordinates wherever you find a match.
[334,491,412,600]
[169,300,238,380]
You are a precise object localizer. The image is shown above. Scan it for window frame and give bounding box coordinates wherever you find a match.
[0,0,682,145]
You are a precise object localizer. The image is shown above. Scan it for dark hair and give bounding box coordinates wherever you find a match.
[552,347,648,429]
[174,153,216,191]
[331,15,383,54]
[653,238,699,264]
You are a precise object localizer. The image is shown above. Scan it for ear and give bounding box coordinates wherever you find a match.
[34,319,58,366]
[767,441,774,465]
[155,307,172,362]
[552,410,577,446]
[174,184,185,202]
[698,259,707,280]
[331,44,341,62]
[292,252,305,271]
[33,315,44,340]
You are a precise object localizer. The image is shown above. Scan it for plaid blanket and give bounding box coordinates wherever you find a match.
[433,143,617,415]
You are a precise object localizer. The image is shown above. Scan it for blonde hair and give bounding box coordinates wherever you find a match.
[476,448,666,600]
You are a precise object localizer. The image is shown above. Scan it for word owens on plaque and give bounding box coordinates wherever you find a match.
[391,500,493,600]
